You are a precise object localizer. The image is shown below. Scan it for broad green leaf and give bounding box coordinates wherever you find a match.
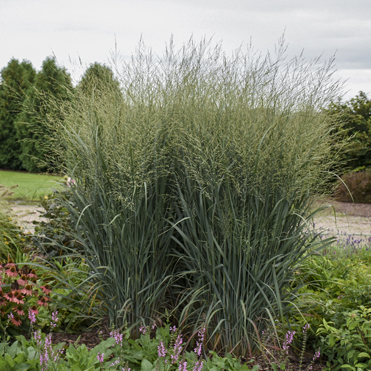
[357,353,371,359]
[141,359,154,371]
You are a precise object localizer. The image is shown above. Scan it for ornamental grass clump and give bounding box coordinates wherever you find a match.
[48,37,343,354]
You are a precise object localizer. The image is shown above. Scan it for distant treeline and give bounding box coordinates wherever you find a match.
[0,57,119,173]
[0,56,370,174]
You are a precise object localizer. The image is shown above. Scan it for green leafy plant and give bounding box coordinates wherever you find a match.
[317,306,371,370]
[30,186,80,258]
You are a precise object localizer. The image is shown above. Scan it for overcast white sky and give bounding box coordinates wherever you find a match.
[1,0,370,100]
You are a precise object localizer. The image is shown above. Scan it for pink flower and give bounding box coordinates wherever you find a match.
[37,296,50,307]
[10,315,22,327]
[283,331,296,354]
[67,177,76,187]
[30,305,39,315]
[193,360,203,371]
[27,270,37,279]
[171,334,183,364]
[13,305,25,316]
[139,325,146,334]
[29,310,36,324]
[5,266,18,278]
[21,284,33,296]
[5,291,16,303]
[5,261,15,269]
[110,330,123,346]
[40,285,52,295]
[14,292,24,305]
[194,326,206,357]
[51,311,58,328]
[97,353,104,362]
[157,341,167,358]
[17,275,28,286]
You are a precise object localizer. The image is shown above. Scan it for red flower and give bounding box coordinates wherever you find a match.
[40,285,51,295]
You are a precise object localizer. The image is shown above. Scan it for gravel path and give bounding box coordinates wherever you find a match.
[10,203,48,234]
[9,200,371,240]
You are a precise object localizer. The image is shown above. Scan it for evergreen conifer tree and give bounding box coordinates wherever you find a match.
[78,62,121,98]
[0,59,35,169]
[16,57,73,172]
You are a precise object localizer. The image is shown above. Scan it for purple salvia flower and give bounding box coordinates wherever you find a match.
[282,330,295,354]
[170,325,177,333]
[194,326,206,357]
[179,361,187,371]
[139,325,146,335]
[97,352,104,362]
[157,341,167,358]
[171,334,183,363]
[193,360,204,371]
[28,311,36,324]
[110,358,120,367]
[110,329,124,346]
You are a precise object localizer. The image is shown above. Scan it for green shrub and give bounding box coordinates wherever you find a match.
[334,170,371,203]
[46,38,343,354]
[287,242,371,365]
[29,185,80,258]
[317,307,371,370]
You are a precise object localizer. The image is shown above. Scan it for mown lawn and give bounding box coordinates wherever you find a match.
[0,170,63,201]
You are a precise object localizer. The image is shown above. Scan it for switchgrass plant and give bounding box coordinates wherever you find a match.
[45,37,343,354]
